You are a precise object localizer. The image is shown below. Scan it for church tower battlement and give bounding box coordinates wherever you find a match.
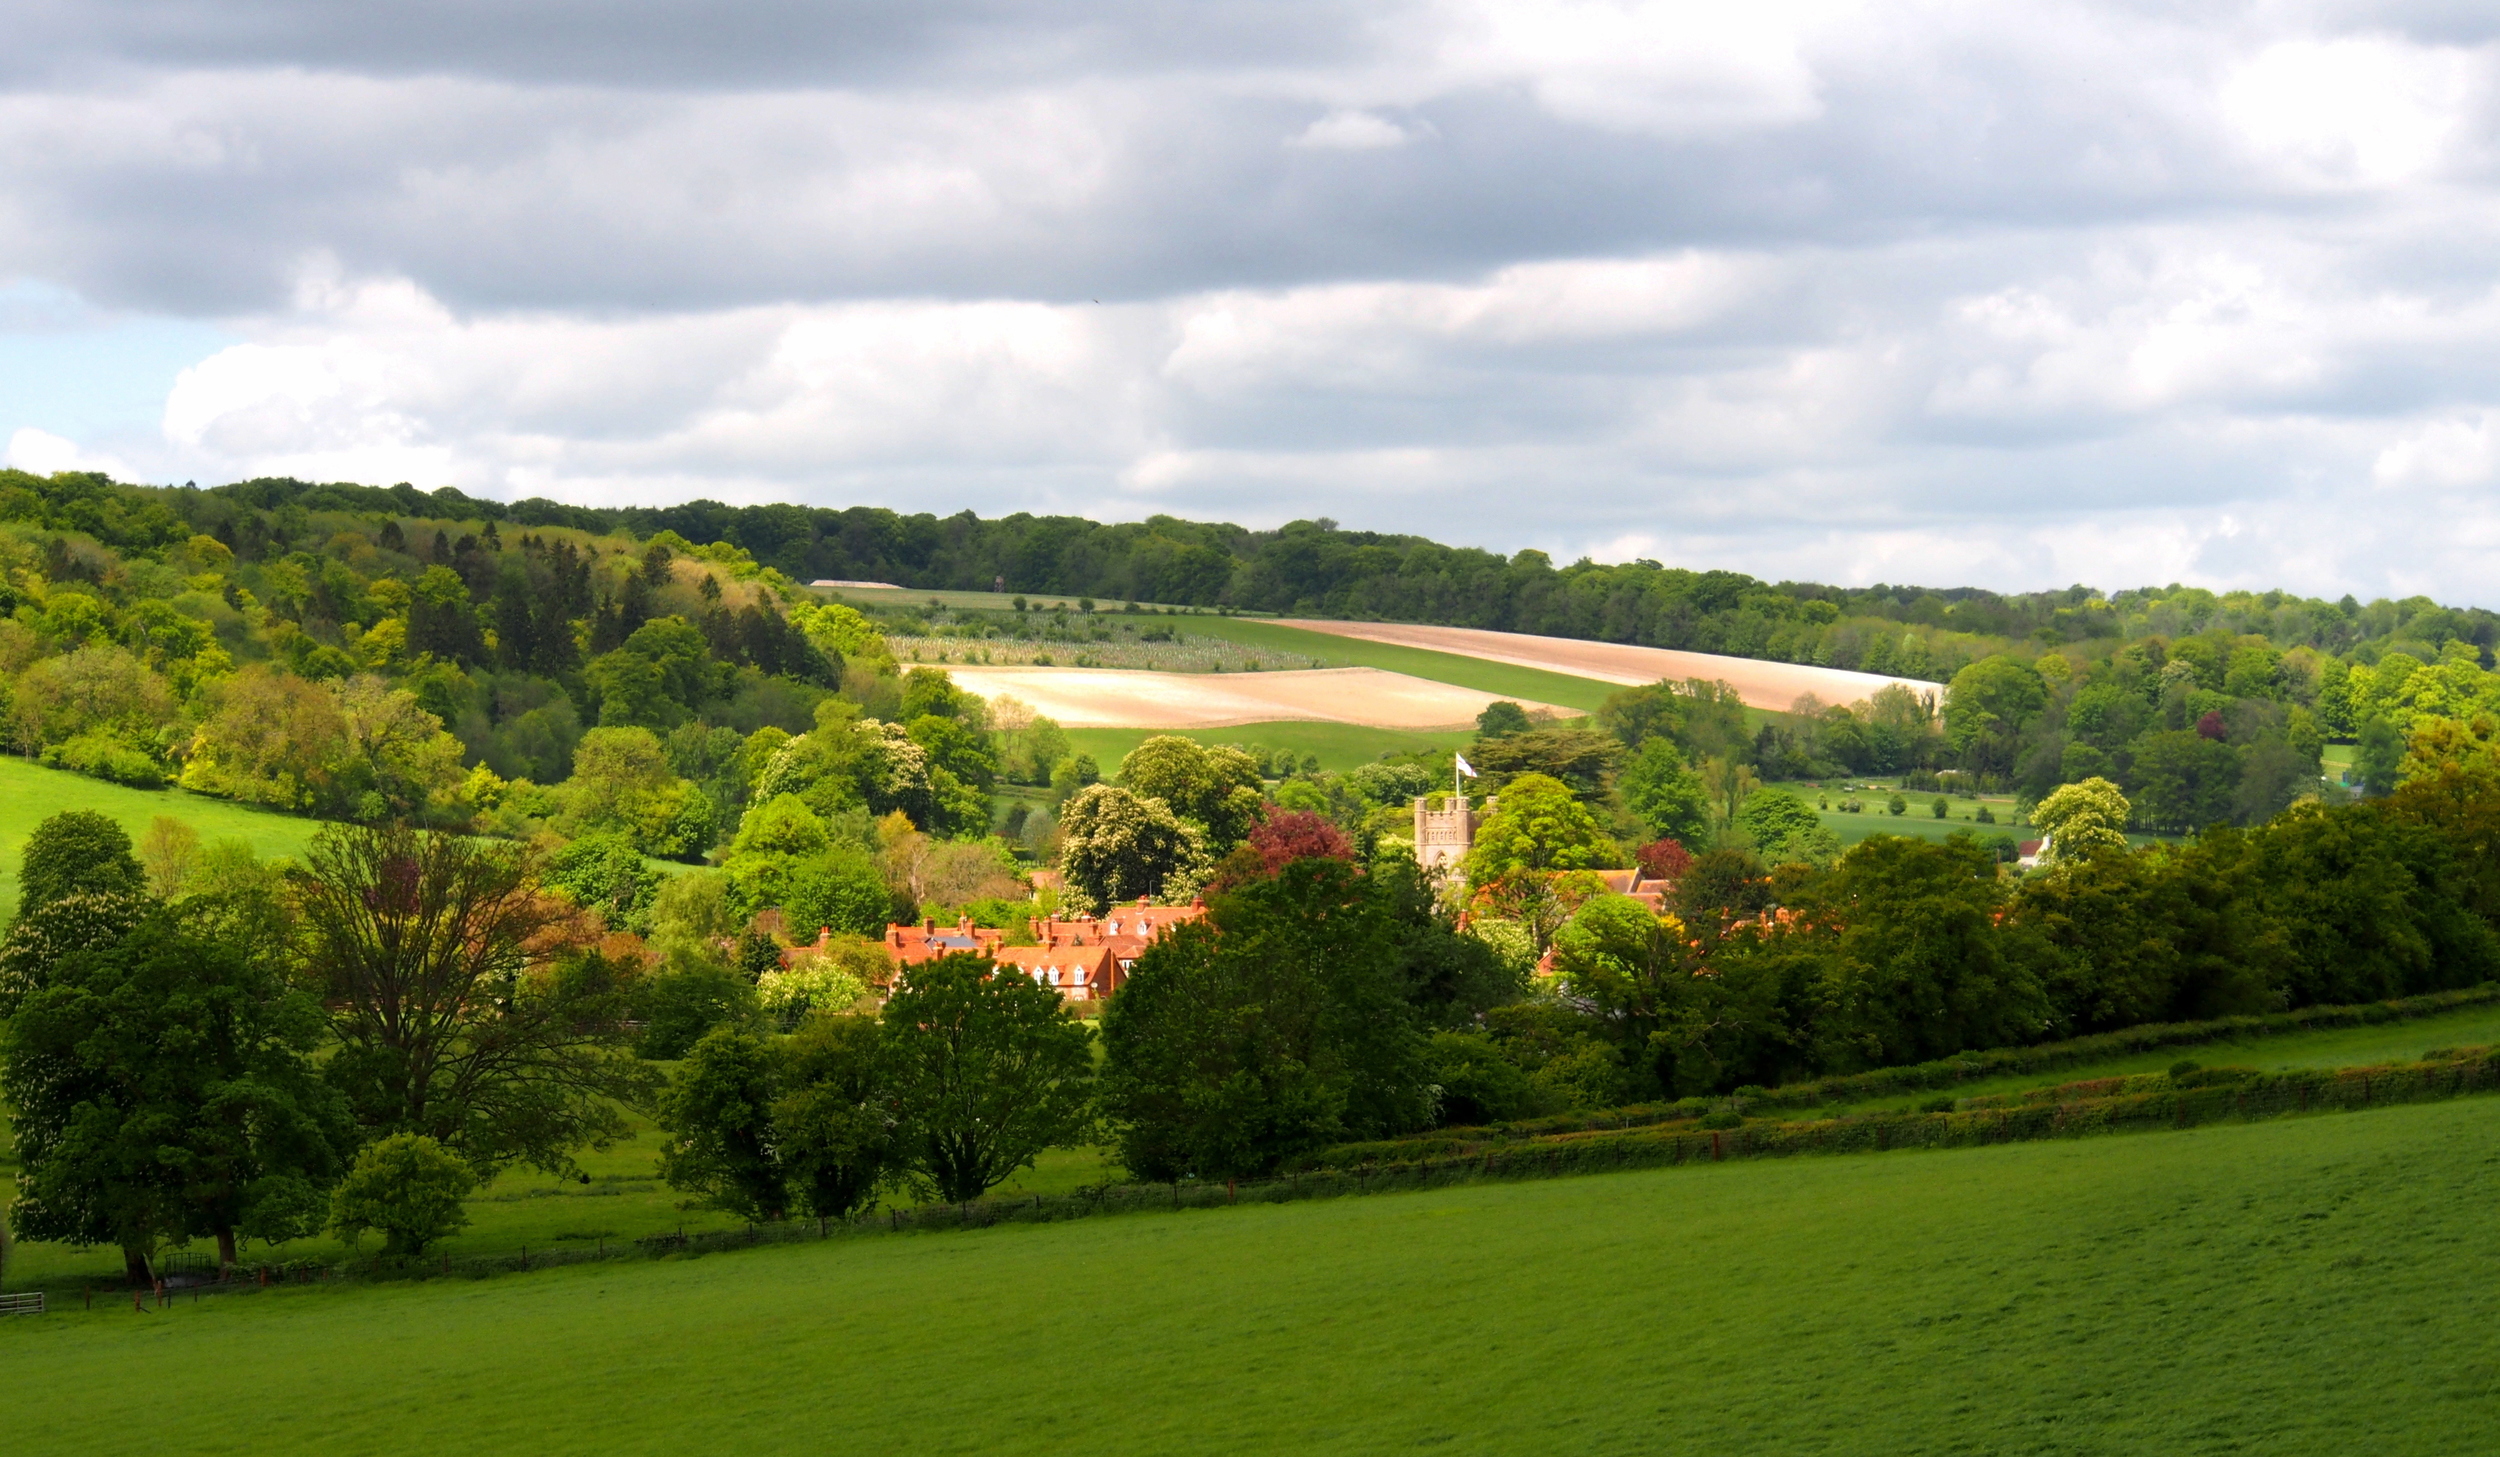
[1413,793,1492,874]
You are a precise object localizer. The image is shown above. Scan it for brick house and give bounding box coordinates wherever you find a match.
[883,916,1008,967]
[872,899,1209,1003]
[990,942,1120,1001]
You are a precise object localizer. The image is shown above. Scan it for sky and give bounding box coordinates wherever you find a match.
[4,2,2500,604]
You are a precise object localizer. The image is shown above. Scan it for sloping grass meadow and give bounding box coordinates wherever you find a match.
[1063,722,1475,776]
[1810,998,2500,1113]
[0,755,327,908]
[10,1095,2500,1454]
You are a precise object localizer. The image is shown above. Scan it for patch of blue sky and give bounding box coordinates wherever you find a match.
[0,281,231,446]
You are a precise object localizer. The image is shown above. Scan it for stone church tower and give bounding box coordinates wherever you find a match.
[1413,793,1491,875]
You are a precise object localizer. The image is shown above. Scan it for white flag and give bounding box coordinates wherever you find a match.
[1454,753,1477,778]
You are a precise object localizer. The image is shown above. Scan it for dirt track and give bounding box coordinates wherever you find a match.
[1278,620,1938,711]
[941,665,1578,730]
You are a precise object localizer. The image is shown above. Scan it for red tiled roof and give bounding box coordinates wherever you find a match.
[883,917,1008,966]
[992,943,1121,1001]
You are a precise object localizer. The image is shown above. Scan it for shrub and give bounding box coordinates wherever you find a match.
[1887,794,1907,816]
[328,1133,475,1259]
[42,732,166,788]
[1424,1031,1545,1126]
[636,955,760,1059]
[757,955,872,1029]
[1931,796,1950,819]
[1699,1109,1744,1130]
[546,831,656,931]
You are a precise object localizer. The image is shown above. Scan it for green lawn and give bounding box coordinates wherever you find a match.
[11,1096,2500,1453]
[0,755,328,908]
[1064,722,1475,775]
[1812,997,2500,1114]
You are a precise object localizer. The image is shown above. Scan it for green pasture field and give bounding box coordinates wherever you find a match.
[1,1102,1124,1299]
[1808,997,2500,1115]
[11,1096,2500,1454]
[0,1104,753,1295]
[1063,722,1475,776]
[0,755,326,909]
[1777,781,2177,850]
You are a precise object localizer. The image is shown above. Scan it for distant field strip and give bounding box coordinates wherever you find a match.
[1165,617,1624,712]
[1060,723,1474,775]
[1280,620,1937,710]
[943,665,1577,730]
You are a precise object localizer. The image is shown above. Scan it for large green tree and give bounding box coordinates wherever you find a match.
[881,955,1095,1203]
[1466,725,1624,797]
[296,822,658,1174]
[2005,840,2280,1034]
[774,1013,900,1221]
[658,1027,787,1221]
[17,809,144,916]
[1117,735,1265,850]
[1057,783,1208,912]
[1801,835,2046,1070]
[1,899,347,1281]
[1099,859,1431,1179]
[1464,773,1621,879]
[2031,777,2131,862]
[2128,731,2241,833]
[1620,738,1710,845]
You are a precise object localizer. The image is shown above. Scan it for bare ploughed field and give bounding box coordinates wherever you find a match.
[1279,620,1937,710]
[942,665,1577,730]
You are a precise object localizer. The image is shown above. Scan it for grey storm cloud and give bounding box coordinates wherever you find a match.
[6,1,2500,602]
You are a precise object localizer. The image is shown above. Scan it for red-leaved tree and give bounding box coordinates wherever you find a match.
[1208,806,1357,894]
[1636,837,1694,882]
[1246,807,1354,874]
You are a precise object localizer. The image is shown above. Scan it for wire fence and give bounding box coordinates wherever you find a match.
[25,1044,2500,1311]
